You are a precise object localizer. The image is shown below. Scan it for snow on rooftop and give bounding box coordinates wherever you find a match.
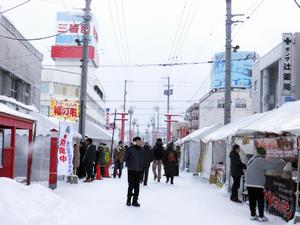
[0,102,35,121]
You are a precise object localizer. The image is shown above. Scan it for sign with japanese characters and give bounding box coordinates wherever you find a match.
[105,108,110,130]
[57,122,74,176]
[265,175,295,221]
[282,33,293,96]
[50,98,80,122]
[254,137,297,158]
[55,11,99,47]
[211,51,256,89]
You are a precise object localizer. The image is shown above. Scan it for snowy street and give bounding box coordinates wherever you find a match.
[1,171,288,225]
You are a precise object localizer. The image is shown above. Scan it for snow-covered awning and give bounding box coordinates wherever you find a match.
[201,112,270,143]
[0,103,35,121]
[176,124,222,145]
[237,101,300,136]
[85,120,112,141]
[30,112,81,138]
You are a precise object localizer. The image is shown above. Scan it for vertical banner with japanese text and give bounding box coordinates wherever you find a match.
[105,108,110,130]
[282,33,293,97]
[57,122,74,175]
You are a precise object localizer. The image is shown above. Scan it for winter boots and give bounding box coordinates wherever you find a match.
[132,197,140,207]
[126,196,132,206]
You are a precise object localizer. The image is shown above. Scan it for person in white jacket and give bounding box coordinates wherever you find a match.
[245,147,285,222]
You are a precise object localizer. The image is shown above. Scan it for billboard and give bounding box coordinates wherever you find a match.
[55,11,99,47]
[50,98,80,122]
[211,51,256,89]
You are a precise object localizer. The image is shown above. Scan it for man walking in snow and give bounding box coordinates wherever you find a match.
[113,141,125,178]
[229,144,246,202]
[152,138,165,182]
[124,136,145,207]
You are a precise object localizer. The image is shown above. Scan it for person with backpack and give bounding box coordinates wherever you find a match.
[245,147,285,222]
[152,138,165,182]
[141,142,153,185]
[113,141,125,178]
[163,142,178,184]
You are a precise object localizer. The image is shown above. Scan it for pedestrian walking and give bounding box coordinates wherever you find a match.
[124,136,145,207]
[152,138,165,182]
[141,142,153,185]
[82,138,96,182]
[77,141,87,179]
[175,145,181,176]
[163,142,178,184]
[245,147,285,222]
[113,141,125,178]
[229,144,246,203]
[99,144,106,177]
[104,145,111,177]
[73,143,80,175]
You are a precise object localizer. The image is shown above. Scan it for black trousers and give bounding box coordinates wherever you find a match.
[142,165,150,185]
[113,160,123,178]
[127,170,142,199]
[86,162,94,179]
[231,176,241,199]
[247,187,265,217]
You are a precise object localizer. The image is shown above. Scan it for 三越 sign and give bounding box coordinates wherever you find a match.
[57,122,74,176]
[50,98,80,122]
[55,11,99,47]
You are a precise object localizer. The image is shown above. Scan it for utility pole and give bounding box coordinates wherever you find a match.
[123,80,128,112]
[79,0,92,138]
[164,77,173,143]
[128,106,134,144]
[224,0,232,125]
[154,105,160,137]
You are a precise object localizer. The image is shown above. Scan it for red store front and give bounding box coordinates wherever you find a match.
[0,107,35,185]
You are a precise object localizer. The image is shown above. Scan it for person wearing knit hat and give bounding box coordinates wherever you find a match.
[245,146,285,222]
[124,136,144,207]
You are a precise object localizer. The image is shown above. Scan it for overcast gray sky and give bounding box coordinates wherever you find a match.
[1,0,300,132]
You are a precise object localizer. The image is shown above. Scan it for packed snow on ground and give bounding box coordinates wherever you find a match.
[1,172,289,225]
[0,178,69,225]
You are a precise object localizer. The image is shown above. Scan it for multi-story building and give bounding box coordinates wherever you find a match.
[199,88,252,128]
[0,15,43,109]
[194,51,256,129]
[185,103,199,132]
[40,12,106,129]
[252,33,300,113]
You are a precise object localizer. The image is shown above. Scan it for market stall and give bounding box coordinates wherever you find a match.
[236,101,300,222]
[176,124,221,173]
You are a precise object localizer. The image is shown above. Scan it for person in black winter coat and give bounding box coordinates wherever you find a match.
[141,142,153,185]
[152,138,165,182]
[82,138,96,182]
[124,136,145,207]
[229,144,247,202]
[77,141,87,178]
[163,142,178,184]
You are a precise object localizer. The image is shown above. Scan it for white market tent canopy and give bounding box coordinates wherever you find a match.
[237,101,300,136]
[85,120,112,141]
[201,112,270,143]
[176,124,222,145]
[29,111,82,138]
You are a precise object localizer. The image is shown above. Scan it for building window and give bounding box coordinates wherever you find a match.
[75,87,80,97]
[10,77,18,99]
[40,106,50,116]
[41,82,49,94]
[217,99,225,108]
[94,85,104,100]
[253,80,257,92]
[235,99,247,108]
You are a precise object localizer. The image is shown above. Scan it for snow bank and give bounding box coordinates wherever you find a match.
[0,178,69,225]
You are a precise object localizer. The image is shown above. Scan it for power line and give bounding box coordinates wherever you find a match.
[0,0,31,14]
[0,21,84,41]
